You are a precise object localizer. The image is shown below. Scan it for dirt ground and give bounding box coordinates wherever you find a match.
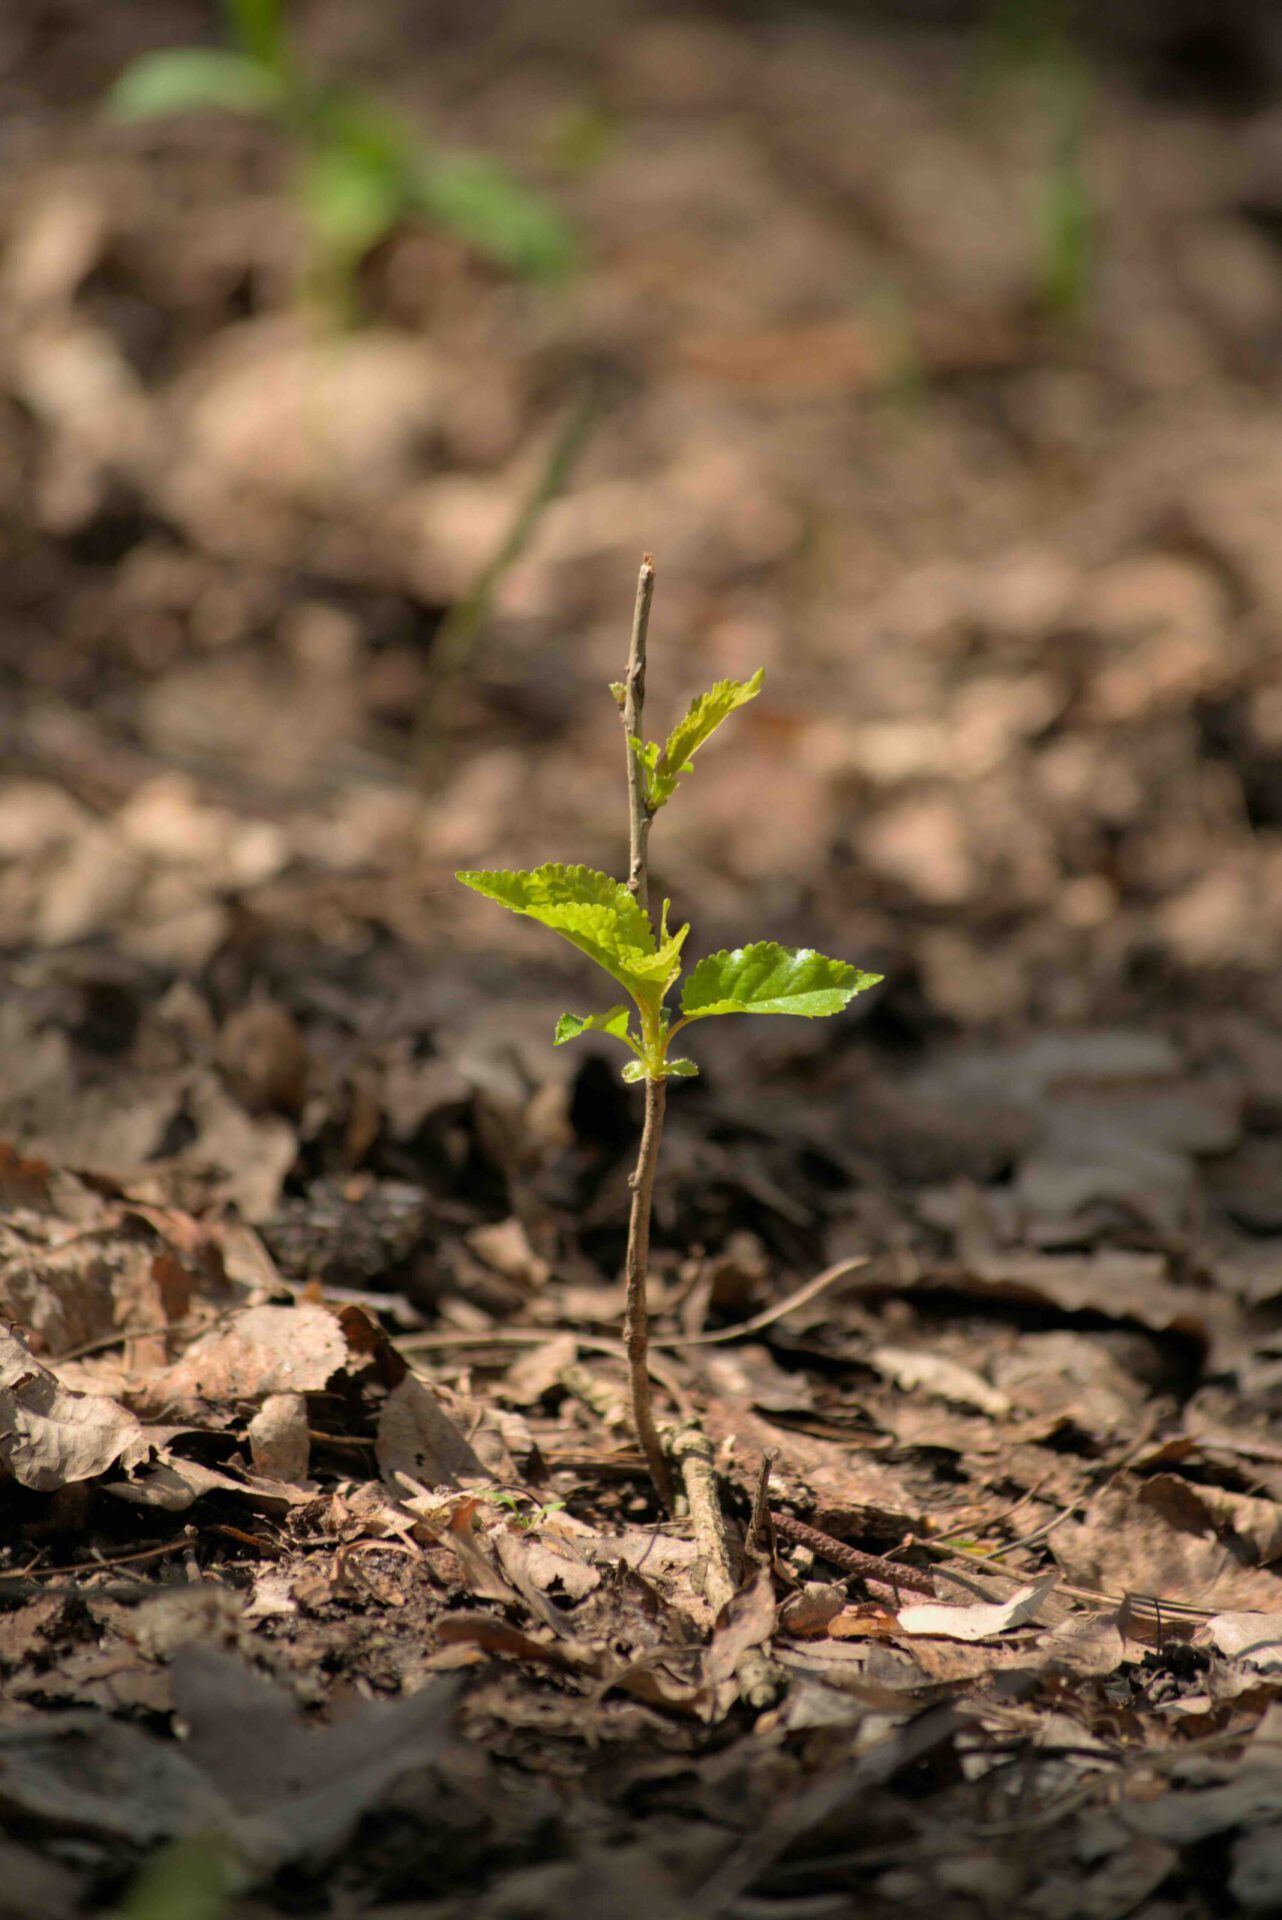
[5,4,1282,1916]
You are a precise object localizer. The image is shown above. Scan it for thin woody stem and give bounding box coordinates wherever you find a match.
[622,555,655,911]
[624,1075,673,1509]
[618,553,672,1509]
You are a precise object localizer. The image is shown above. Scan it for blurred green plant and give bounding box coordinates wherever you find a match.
[114,1838,234,1920]
[1033,54,1094,321]
[108,0,575,317]
[421,379,600,699]
[980,0,1097,322]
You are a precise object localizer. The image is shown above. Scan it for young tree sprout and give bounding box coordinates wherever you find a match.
[457,557,881,1508]
[108,0,574,321]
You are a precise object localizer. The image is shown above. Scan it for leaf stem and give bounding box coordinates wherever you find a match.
[624,1074,674,1510]
[622,555,655,914]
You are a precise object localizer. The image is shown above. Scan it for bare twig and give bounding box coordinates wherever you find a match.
[745,1449,778,1567]
[770,1511,937,1600]
[621,554,655,910]
[625,1075,674,1509]
[653,1255,868,1348]
[672,1424,738,1613]
[4,1530,197,1583]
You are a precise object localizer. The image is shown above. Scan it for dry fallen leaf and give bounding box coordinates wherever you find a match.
[137,1304,348,1411]
[247,1391,311,1484]
[894,1575,1059,1642]
[170,1643,461,1866]
[868,1344,1012,1418]
[1054,1482,1282,1613]
[702,1569,778,1689]
[1205,1613,1282,1673]
[0,1326,152,1491]
[376,1373,491,1490]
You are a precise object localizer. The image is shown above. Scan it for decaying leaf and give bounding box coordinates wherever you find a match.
[702,1569,777,1688]
[1054,1482,1282,1613]
[376,1373,492,1489]
[137,1303,348,1411]
[0,1712,230,1845]
[0,1326,152,1491]
[247,1391,311,1483]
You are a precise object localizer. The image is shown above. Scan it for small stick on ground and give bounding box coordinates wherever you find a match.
[745,1448,779,1568]
[675,1427,782,1710]
[672,1424,738,1615]
[770,1510,937,1600]
[618,553,674,1511]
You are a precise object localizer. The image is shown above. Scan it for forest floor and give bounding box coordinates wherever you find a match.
[4,4,1282,1916]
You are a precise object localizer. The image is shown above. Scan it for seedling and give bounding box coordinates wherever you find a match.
[108,0,574,319]
[457,559,881,1507]
[978,0,1096,321]
[480,1490,568,1530]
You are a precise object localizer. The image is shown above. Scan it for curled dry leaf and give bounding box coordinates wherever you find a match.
[779,1582,848,1638]
[895,1575,1060,1642]
[1206,1613,1282,1673]
[0,1325,152,1492]
[702,1569,778,1689]
[497,1528,600,1602]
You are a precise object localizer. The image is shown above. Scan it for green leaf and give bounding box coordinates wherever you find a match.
[300,144,404,254]
[554,1006,637,1052]
[644,670,764,809]
[622,1055,699,1084]
[680,942,881,1021]
[456,864,685,1008]
[413,151,576,278]
[107,49,284,121]
[629,736,660,780]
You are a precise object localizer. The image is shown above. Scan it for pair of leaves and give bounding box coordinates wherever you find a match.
[459,864,880,1080]
[628,671,763,813]
[552,1008,699,1082]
